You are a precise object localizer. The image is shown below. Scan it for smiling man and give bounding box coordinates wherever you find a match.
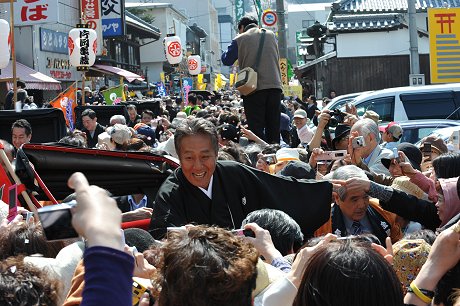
[11,119,32,150]
[315,165,402,244]
[149,118,334,239]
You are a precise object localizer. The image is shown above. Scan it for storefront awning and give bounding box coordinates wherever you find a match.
[0,61,61,91]
[92,64,145,83]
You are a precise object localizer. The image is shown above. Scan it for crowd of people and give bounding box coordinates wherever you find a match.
[0,15,459,306]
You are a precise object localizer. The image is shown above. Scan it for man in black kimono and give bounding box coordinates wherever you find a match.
[149,118,332,239]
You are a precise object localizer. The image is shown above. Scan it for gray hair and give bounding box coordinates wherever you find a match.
[110,115,126,125]
[351,118,380,142]
[332,165,368,200]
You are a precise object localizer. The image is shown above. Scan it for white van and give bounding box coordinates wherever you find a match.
[352,83,460,122]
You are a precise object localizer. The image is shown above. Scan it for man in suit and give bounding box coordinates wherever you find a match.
[81,109,106,148]
[315,165,402,245]
[115,194,153,222]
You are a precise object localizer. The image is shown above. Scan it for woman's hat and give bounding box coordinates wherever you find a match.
[332,124,351,149]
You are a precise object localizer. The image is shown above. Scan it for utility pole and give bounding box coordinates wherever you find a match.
[276,0,287,58]
[408,0,420,74]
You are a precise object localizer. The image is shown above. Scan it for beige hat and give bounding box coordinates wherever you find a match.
[293,109,308,119]
[276,148,300,162]
[391,177,427,200]
[107,124,132,145]
[393,239,431,294]
[363,110,380,123]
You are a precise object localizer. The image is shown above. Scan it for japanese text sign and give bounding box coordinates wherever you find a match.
[279,58,288,86]
[428,8,460,83]
[235,0,245,27]
[14,0,58,26]
[40,28,68,54]
[81,0,103,55]
[102,0,124,37]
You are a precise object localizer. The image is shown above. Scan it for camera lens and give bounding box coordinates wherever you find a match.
[328,117,338,128]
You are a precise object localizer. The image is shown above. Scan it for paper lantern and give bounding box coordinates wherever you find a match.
[68,27,97,70]
[187,55,201,75]
[0,19,10,69]
[163,35,183,65]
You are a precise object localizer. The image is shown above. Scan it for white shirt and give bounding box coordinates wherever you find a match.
[296,124,314,144]
[198,175,214,199]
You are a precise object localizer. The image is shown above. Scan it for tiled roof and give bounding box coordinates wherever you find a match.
[331,13,401,31]
[335,0,460,13]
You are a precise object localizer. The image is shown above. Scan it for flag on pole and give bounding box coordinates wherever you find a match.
[197,74,206,90]
[101,85,124,105]
[214,74,223,91]
[229,74,235,86]
[50,82,77,130]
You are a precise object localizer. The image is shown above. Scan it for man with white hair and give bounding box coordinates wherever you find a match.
[350,118,393,176]
[315,165,402,244]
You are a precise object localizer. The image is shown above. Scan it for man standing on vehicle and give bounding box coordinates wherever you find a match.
[221,16,282,144]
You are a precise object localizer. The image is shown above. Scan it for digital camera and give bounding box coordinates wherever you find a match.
[37,201,78,241]
[316,150,347,161]
[327,109,346,128]
[352,136,366,148]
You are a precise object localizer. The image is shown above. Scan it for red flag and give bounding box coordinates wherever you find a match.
[50,82,77,130]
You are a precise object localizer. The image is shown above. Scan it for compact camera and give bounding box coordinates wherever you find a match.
[422,143,432,161]
[327,109,346,128]
[263,154,277,165]
[392,148,400,163]
[37,201,78,241]
[316,150,347,161]
[352,136,366,148]
[231,229,256,238]
[452,130,460,151]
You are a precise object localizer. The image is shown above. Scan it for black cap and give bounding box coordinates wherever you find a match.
[332,124,351,149]
[219,124,238,142]
[278,160,316,179]
[381,142,422,171]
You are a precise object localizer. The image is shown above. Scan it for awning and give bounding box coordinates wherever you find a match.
[0,61,61,91]
[92,64,145,83]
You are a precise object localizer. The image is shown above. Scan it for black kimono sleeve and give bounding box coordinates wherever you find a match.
[149,175,187,239]
[379,189,441,231]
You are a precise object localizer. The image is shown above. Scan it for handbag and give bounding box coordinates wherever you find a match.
[235,29,266,96]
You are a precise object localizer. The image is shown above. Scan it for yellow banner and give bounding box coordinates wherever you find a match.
[229,74,235,86]
[282,85,302,100]
[279,58,288,86]
[428,8,460,83]
[214,74,223,91]
[160,72,165,83]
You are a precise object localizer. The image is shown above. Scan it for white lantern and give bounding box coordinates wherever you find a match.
[163,35,183,65]
[0,19,10,69]
[68,27,97,70]
[187,55,201,75]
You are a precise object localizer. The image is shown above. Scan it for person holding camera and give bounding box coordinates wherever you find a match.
[349,118,394,176]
